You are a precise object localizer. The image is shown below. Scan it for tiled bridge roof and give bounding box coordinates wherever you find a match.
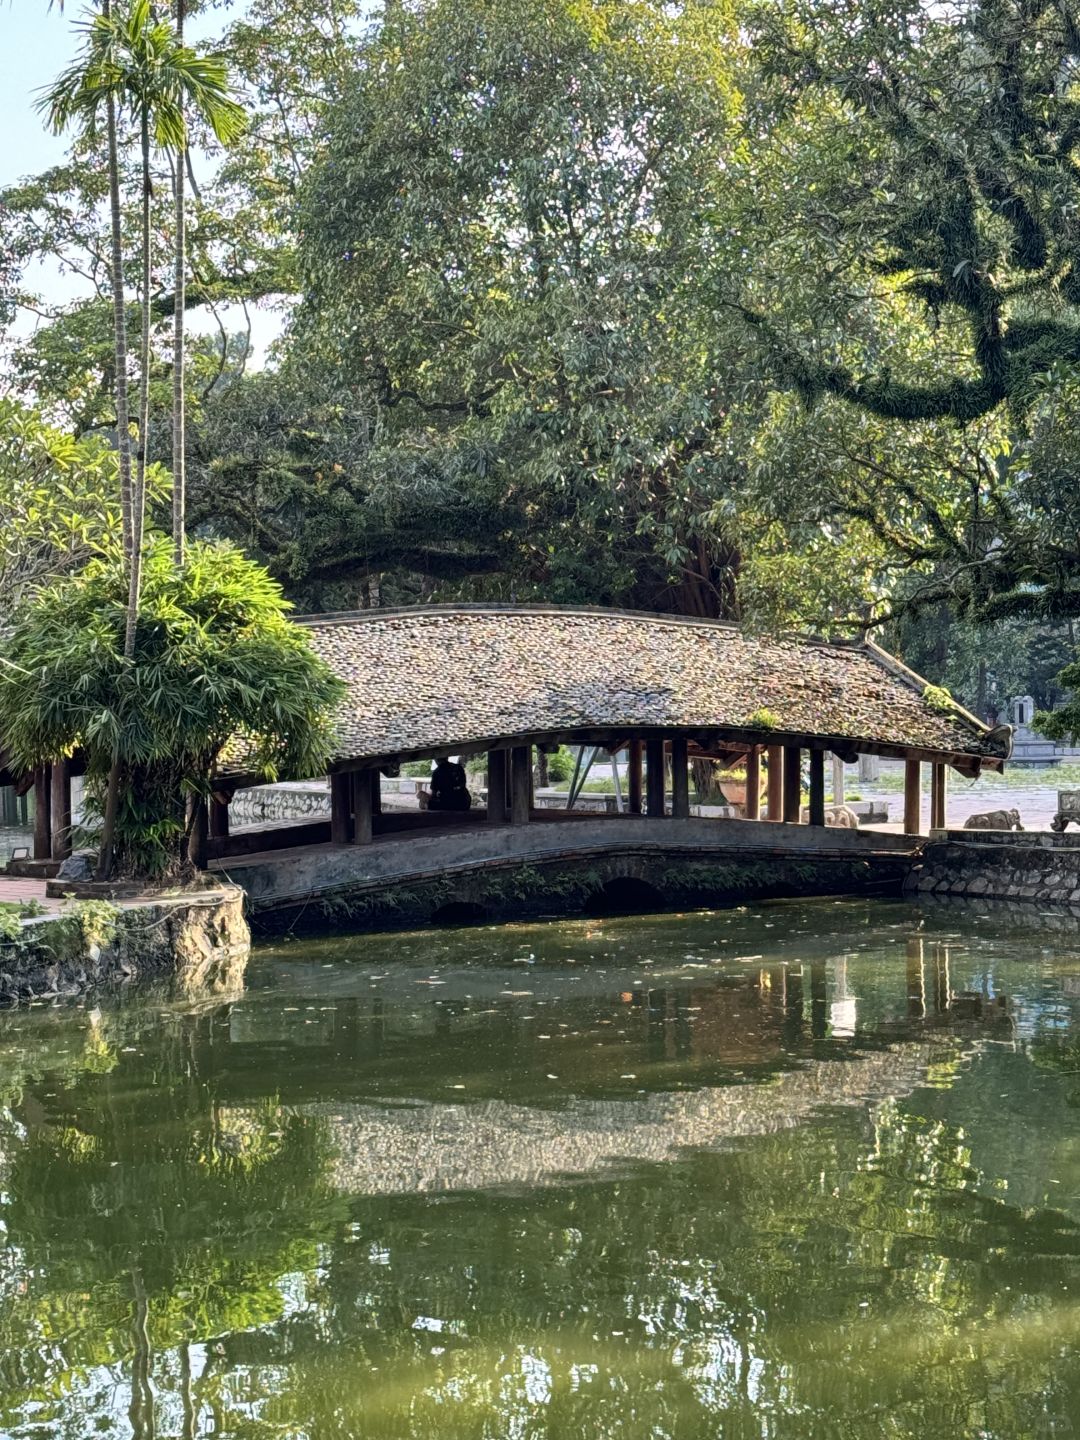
[296,605,1011,775]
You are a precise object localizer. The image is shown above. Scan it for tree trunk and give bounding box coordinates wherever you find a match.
[99,53,133,879]
[125,108,152,662]
[172,0,186,564]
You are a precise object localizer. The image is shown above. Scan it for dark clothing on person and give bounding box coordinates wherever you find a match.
[429,758,471,812]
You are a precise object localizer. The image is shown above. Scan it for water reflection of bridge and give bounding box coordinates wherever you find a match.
[221,943,1013,1196]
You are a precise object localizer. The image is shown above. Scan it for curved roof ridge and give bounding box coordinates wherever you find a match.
[293,601,869,651]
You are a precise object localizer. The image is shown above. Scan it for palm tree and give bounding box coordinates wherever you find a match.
[41,1,244,635]
[39,0,244,876]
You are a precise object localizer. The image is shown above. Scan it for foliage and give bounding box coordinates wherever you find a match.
[922,685,958,716]
[0,538,345,879]
[730,0,1080,622]
[0,900,46,944]
[1035,659,1080,747]
[0,398,167,620]
[293,0,778,618]
[546,747,573,784]
[184,367,517,610]
[41,0,245,159]
[747,708,780,731]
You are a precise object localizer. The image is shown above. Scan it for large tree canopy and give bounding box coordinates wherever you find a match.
[735,0,1080,424]
[293,0,790,618]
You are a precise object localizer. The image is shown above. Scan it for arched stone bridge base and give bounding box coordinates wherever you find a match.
[220,817,917,935]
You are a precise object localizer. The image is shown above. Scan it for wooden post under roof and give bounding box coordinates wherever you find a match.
[831,753,846,808]
[627,741,643,815]
[766,745,783,821]
[645,738,666,817]
[209,794,230,840]
[931,762,947,830]
[807,749,826,826]
[510,745,531,825]
[744,748,761,821]
[352,769,375,844]
[670,735,690,819]
[189,798,209,870]
[486,749,508,823]
[50,758,72,861]
[330,771,352,845]
[903,756,922,835]
[33,765,51,861]
[782,744,802,823]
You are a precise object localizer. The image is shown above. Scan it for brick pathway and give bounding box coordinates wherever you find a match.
[0,876,64,914]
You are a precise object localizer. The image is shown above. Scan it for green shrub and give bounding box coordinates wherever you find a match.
[0,538,345,880]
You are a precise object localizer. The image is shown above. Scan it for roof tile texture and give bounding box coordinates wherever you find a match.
[300,608,1002,764]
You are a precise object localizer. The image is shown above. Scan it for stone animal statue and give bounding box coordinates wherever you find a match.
[800,804,860,828]
[963,808,1023,831]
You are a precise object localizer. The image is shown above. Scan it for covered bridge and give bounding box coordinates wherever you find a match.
[212,605,1008,862]
[13,605,1011,883]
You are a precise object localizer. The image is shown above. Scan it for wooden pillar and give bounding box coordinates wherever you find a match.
[50,757,72,861]
[209,794,230,840]
[510,744,531,825]
[189,797,209,870]
[330,771,352,845]
[807,749,826,826]
[486,749,508,823]
[645,738,666,817]
[766,745,783,822]
[628,741,643,815]
[671,735,690,819]
[782,744,802,823]
[903,756,922,835]
[32,765,51,861]
[931,762,947,831]
[744,748,761,821]
[351,769,375,844]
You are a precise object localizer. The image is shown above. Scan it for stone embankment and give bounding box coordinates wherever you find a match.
[912,829,1080,904]
[0,883,250,1003]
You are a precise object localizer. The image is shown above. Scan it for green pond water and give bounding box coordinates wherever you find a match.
[2,897,1080,1439]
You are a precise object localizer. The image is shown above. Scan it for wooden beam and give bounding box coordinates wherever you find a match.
[50,758,72,861]
[32,766,51,861]
[931,761,947,830]
[766,745,783,821]
[510,745,531,825]
[645,738,666,817]
[351,769,375,844]
[744,748,761,821]
[330,771,352,845]
[904,756,922,836]
[628,740,643,815]
[808,749,826,826]
[671,734,690,818]
[782,744,802,823]
[486,749,508,823]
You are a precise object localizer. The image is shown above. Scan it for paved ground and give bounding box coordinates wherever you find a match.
[858,783,1066,833]
[0,876,64,914]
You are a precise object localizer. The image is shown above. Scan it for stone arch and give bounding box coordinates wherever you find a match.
[584,874,666,915]
[429,899,492,926]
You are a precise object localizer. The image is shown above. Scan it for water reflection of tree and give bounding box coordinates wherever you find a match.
[0,1007,345,1438]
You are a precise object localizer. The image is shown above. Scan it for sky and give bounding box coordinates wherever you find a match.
[0,3,78,188]
[0,0,282,365]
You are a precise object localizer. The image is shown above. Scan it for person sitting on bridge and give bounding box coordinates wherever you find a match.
[428,756,471,812]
